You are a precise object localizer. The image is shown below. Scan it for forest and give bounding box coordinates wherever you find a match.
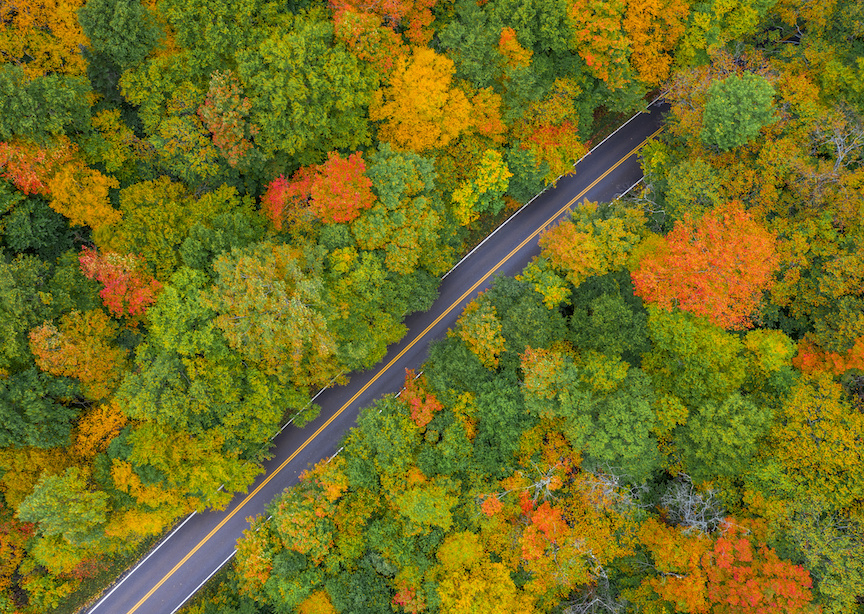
[0,0,862,612]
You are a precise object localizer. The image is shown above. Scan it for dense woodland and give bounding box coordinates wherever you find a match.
[0,0,863,612]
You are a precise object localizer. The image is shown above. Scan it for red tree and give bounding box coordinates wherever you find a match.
[262,151,376,227]
[78,247,162,318]
[704,523,817,614]
[0,138,75,196]
[631,203,778,329]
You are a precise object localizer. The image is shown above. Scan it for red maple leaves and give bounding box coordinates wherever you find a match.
[400,369,443,428]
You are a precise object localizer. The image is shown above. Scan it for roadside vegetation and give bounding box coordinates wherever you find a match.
[0,0,863,612]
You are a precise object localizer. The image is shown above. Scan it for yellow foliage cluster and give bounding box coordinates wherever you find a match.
[370,47,473,152]
[47,164,121,230]
[450,296,506,369]
[73,401,129,460]
[0,447,73,509]
[0,0,88,77]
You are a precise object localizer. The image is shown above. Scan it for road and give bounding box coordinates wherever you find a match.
[86,99,667,614]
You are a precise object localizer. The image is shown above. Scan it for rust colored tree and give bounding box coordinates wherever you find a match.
[29,310,129,401]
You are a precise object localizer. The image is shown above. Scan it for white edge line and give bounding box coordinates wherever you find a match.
[618,177,644,199]
[167,550,237,614]
[441,96,664,281]
[87,512,198,613]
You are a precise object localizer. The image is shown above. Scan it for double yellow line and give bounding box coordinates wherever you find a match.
[124,126,663,614]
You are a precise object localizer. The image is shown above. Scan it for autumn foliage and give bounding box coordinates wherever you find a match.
[793,336,864,375]
[400,370,443,428]
[78,248,163,318]
[370,47,472,153]
[329,0,436,45]
[197,70,257,168]
[263,151,376,227]
[637,519,818,614]
[0,0,88,77]
[0,138,75,196]
[29,310,129,400]
[632,203,778,330]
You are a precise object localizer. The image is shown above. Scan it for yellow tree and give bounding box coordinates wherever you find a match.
[28,309,129,401]
[433,531,536,613]
[767,372,864,511]
[370,47,472,153]
[449,293,506,369]
[0,0,88,77]
[538,201,647,287]
[623,0,691,86]
[46,164,121,231]
[568,0,631,88]
[451,149,512,225]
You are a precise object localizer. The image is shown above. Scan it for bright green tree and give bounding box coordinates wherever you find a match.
[700,73,776,151]
[17,467,109,547]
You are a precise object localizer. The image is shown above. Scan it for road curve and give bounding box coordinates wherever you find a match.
[86,100,668,614]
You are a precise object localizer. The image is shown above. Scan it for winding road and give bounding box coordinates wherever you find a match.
[86,99,667,614]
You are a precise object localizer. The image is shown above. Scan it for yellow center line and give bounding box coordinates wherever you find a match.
[125,126,663,614]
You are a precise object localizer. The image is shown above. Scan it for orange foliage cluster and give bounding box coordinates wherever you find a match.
[333,9,408,72]
[0,139,75,196]
[793,336,864,375]
[263,151,376,227]
[73,402,129,459]
[514,78,588,184]
[637,519,818,614]
[330,0,437,45]
[0,139,121,229]
[400,370,444,428]
[29,310,129,401]
[632,203,778,330]
[498,27,532,69]
[370,47,473,153]
[623,0,690,85]
[0,0,88,77]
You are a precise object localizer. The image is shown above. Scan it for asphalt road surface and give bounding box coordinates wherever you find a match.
[86,99,668,614]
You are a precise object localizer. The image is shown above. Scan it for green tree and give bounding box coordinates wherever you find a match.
[587,367,660,482]
[236,10,377,163]
[348,143,449,276]
[0,66,90,142]
[642,307,748,408]
[0,191,73,261]
[0,254,56,372]
[675,393,773,483]
[77,0,162,72]
[700,73,776,151]
[0,368,79,449]
[567,273,650,365]
[205,241,340,388]
[17,467,109,546]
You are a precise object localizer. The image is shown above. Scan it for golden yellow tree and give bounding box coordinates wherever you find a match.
[370,47,472,152]
[624,0,691,85]
[0,0,88,77]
